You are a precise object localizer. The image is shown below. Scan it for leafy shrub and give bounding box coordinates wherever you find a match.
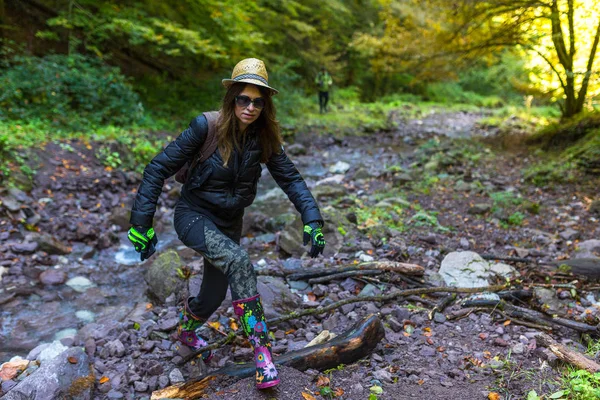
[0,54,143,129]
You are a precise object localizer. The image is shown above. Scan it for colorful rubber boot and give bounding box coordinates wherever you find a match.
[176,297,213,362]
[233,294,279,389]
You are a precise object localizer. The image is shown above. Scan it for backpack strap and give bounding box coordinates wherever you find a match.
[198,111,220,163]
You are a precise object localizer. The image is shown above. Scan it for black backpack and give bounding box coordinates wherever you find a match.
[174,111,220,184]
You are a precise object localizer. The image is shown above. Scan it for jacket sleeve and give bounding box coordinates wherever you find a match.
[129,115,208,227]
[265,148,323,225]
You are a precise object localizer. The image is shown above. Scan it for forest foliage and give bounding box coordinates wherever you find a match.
[1,0,598,124]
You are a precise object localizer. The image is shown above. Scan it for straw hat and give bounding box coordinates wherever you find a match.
[222,58,278,95]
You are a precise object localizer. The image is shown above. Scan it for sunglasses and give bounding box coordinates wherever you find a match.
[235,95,266,109]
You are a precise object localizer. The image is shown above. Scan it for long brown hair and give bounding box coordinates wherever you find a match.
[217,83,283,166]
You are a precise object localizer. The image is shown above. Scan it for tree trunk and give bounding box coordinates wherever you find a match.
[0,0,5,47]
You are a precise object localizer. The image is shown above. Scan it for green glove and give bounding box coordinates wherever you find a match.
[128,225,158,261]
[303,221,325,258]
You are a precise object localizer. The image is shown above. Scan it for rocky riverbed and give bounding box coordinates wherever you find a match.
[2,108,600,399]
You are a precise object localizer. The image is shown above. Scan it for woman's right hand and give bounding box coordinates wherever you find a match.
[128,226,158,261]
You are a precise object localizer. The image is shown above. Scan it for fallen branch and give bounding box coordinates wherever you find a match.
[537,333,600,373]
[464,299,600,335]
[429,294,456,320]
[287,261,424,281]
[182,284,508,362]
[548,258,600,279]
[308,269,382,284]
[156,315,385,399]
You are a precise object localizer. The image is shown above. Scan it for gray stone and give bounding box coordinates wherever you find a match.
[10,241,39,254]
[257,276,302,319]
[107,339,126,358]
[433,313,446,324]
[169,368,185,384]
[329,161,351,174]
[438,251,491,287]
[65,276,96,293]
[489,262,518,279]
[107,390,124,399]
[27,232,71,255]
[288,280,310,291]
[144,250,186,304]
[575,240,600,258]
[359,284,381,297]
[1,347,93,400]
[37,341,69,364]
[134,381,149,392]
[511,343,525,354]
[372,369,393,382]
[38,269,67,285]
[108,206,131,231]
[468,203,491,214]
[559,228,580,241]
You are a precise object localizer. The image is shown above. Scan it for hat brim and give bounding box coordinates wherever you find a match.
[222,78,279,95]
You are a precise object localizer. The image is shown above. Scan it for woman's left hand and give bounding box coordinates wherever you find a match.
[303,222,325,258]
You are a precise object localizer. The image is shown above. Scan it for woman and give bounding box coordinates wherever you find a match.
[127,58,326,390]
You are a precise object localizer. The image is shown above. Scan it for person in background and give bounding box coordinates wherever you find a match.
[315,66,333,113]
[127,58,326,390]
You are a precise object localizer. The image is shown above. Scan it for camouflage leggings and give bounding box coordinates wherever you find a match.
[174,203,257,319]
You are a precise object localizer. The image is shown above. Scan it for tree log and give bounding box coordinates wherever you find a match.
[153,314,385,399]
[287,261,424,281]
[537,333,600,373]
[549,258,600,279]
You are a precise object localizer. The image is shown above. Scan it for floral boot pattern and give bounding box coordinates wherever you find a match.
[233,294,279,389]
[176,297,213,362]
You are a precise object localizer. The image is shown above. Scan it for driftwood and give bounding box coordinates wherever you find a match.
[549,258,600,279]
[537,333,600,373]
[154,315,385,399]
[287,261,424,281]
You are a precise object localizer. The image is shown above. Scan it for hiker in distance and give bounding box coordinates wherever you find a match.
[315,65,333,113]
[127,58,326,390]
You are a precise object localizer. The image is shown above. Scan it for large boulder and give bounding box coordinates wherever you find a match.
[438,251,517,288]
[144,250,186,304]
[1,347,94,400]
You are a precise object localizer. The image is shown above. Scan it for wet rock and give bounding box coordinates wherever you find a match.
[329,161,350,174]
[108,206,131,231]
[36,341,69,363]
[144,250,186,304]
[39,269,67,285]
[2,347,93,400]
[257,276,302,319]
[66,276,96,293]
[27,232,71,255]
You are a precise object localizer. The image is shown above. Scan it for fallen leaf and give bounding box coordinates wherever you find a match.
[301,392,316,400]
[99,376,110,384]
[229,319,239,331]
[67,356,78,364]
[334,387,345,396]
[418,379,425,385]
[503,320,511,326]
[285,329,296,335]
[0,359,29,381]
[426,338,434,345]
[488,392,501,400]
[307,292,317,302]
[316,375,330,387]
[208,321,221,330]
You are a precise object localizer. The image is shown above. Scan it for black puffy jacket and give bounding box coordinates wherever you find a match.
[130,114,323,228]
